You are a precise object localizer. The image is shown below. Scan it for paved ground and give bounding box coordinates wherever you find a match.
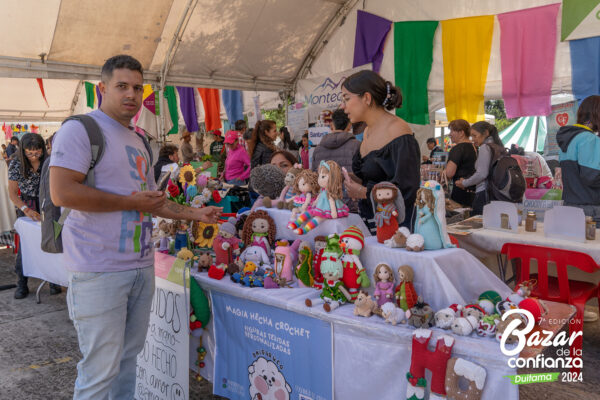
[0,246,598,400]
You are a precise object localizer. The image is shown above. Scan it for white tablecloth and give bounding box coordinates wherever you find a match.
[456,222,600,264]
[257,207,371,242]
[194,273,518,400]
[14,217,68,287]
[1,160,17,232]
[360,237,512,310]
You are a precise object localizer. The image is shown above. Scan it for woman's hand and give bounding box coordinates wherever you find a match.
[25,208,41,221]
[342,167,367,200]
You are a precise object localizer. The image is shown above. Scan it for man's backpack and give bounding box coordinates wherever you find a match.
[39,114,153,253]
[486,143,526,203]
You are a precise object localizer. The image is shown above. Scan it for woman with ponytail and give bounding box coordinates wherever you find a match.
[248,119,279,168]
[456,121,504,215]
[340,70,420,232]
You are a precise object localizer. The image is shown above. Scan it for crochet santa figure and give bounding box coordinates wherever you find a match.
[339,226,370,301]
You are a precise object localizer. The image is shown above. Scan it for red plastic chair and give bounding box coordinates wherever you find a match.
[449,235,460,248]
[501,243,599,372]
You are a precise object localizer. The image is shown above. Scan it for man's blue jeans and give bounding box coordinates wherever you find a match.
[66,266,154,399]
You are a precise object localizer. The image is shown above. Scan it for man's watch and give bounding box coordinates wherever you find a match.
[20,205,28,212]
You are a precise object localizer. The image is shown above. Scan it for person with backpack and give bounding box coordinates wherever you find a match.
[48,55,222,399]
[557,95,600,226]
[8,133,62,299]
[456,121,506,215]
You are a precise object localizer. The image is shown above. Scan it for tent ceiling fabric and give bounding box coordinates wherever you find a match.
[49,0,174,68]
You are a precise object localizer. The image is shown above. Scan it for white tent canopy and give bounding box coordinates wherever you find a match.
[0,0,577,144]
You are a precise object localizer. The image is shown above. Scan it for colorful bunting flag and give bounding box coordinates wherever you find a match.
[197,88,222,131]
[353,10,392,73]
[164,86,179,134]
[36,78,49,107]
[177,86,199,132]
[85,82,96,108]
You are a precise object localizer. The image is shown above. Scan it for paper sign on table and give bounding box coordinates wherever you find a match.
[483,201,519,233]
[544,205,586,243]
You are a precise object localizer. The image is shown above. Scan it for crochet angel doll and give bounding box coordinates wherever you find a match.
[288,160,349,235]
[370,182,405,243]
[373,262,395,307]
[242,210,276,257]
[414,180,454,250]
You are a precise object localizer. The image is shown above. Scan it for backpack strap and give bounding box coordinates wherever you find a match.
[62,114,105,187]
[135,131,154,167]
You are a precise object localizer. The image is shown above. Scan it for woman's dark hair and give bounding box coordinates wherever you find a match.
[577,95,600,132]
[508,144,525,156]
[470,121,503,147]
[332,108,351,131]
[270,150,298,165]
[342,70,402,111]
[19,133,47,179]
[448,119,471,138]
[279,127,299,151]
[426,137,437,145]
[244,128,253,141]
[234,119,247,131]
[248,120,277,157]
[159,144,178,159]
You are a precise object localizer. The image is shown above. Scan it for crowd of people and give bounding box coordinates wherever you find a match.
[4,54,600,399]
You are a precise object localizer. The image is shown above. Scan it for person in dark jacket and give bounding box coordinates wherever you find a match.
[421,137,443,164]
[154,144,179,181]
[248,120,279,168]
[557,95,600,225]
[312,108,360,173]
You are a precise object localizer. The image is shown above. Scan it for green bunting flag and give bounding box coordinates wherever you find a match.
[84,81,95,108]
[164,86,179,134]
[394,21,438,125]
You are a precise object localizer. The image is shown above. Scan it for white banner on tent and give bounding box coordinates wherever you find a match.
[297,64,371,123]
[543,101,577,161]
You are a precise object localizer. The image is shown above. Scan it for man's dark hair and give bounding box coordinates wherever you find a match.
[101,55,144,82]
[332,108,350,131]
[235,119,247,131]
[10,136,19,144]
[426,137,437,145]
[159,144,178,159]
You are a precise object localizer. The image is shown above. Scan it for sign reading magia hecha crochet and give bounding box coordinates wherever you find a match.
[212,292,333,400]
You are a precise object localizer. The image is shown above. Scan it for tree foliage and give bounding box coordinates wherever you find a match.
[485,99,517,132]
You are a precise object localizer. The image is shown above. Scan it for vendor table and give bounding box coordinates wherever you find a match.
[194,272,518,400]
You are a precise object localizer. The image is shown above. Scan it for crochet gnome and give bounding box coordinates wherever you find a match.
[339,226,370,301]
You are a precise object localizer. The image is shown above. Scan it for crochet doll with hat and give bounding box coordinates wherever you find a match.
[305,234,352,312]
[288,160,349,235]
[339,226,370,301]
[370,181,405,243]
[414,180,454,250]
[213,217,242,268]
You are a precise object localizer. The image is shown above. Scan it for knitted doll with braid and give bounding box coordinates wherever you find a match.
[288,160,349,235]
[242,210,276,258]
[339,226,370,301]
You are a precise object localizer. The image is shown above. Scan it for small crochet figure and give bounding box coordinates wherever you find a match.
[394,265,418,311]
[370,181,405,244]
[373,262,395,307]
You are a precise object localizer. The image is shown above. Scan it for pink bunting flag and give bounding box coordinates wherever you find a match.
[498,4,560,118]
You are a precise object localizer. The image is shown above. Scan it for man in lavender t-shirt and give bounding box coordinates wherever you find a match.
[50,55,221,400]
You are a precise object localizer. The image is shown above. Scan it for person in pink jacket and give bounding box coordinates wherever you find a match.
[224,130,251,185]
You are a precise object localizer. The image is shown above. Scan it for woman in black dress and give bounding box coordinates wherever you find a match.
[445,119,477,207]
[341,70,421,233]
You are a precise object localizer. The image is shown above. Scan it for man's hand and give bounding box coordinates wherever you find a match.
[127,191,166,214]
[196,206,223,224]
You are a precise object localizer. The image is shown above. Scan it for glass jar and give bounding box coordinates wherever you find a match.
[525,211,537,232]
[586,216,596,241]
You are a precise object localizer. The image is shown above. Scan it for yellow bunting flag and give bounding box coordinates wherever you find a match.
[441,15,494,122]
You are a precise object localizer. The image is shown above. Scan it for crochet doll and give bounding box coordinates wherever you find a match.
[157,219,172,254]
[312,235,327,290]
[295,242,314,288]
[370,182,405,243]
[373,262,395,307]
[249,164,286,209]
[394,265,418,311]
[173,220,189,252]
[242,210,276,257]
[339,226,370,301]
[305,234,351,312]
[277,167,302,210]
[213,217,242,268]
[289,169,319,222]
[288,160,349,235]
[414,180,454,250]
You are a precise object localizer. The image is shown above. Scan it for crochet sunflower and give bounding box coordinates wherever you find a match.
[179,165,197,186]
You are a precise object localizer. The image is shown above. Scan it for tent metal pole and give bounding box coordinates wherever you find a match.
[69,80,84,116]
[160,0,198,87]
[533,116,540,153]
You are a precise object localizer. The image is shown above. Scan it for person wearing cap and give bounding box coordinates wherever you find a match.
[223,130,251,185]
[210,130,225,158]
[180,130,197,163]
